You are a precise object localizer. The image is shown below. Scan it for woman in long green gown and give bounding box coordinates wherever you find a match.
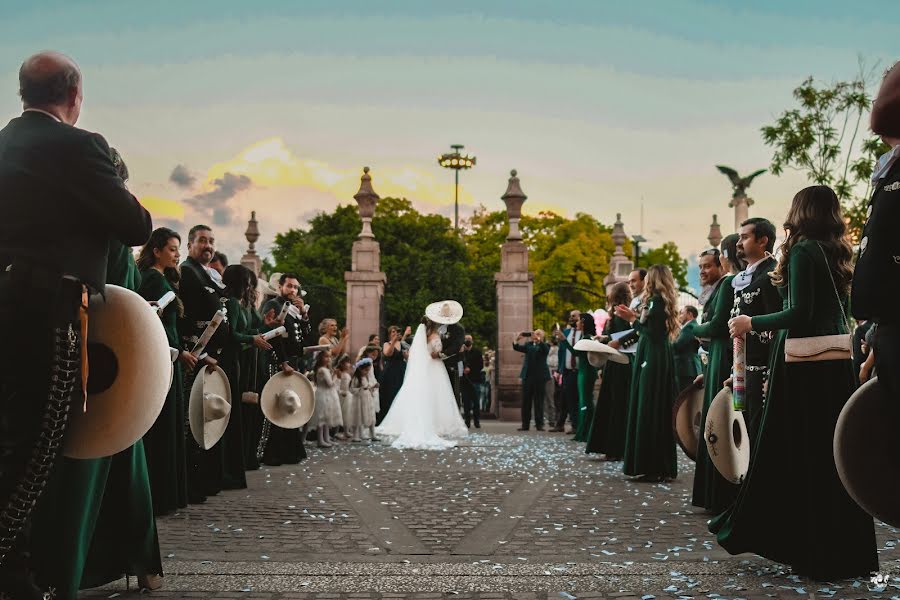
[136,227,191,515]
[710,186,877,580]
[241,307,267,471]
[558,313,599,442]
[586,282,632,459]
[219,266,272,489]
[690,234,742,513]
[615,264,680,482]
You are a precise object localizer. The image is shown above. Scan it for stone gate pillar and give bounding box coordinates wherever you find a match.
[344,167,387,354]
[730,193,753,232]
[494,170,534,422]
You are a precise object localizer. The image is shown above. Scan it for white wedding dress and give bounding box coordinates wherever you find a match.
[375,324,469,449]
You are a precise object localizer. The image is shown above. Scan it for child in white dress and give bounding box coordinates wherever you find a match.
[351,358,380,442]
[336,355,359,441]
[314,351,342,448]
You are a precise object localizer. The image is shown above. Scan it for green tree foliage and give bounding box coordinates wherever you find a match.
[641,241,688,288]
[761,73,890,241]
[271,200,687,346]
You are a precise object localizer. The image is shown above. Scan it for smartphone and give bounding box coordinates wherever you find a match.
[521,332,532,337]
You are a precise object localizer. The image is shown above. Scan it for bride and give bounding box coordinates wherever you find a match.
[375,301,469,449]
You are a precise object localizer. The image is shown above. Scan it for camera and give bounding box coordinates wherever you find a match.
[521,331,533,337]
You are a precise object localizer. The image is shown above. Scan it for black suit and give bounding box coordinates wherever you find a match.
[261,296,313,366]
[178,256,230,502]
[0,111,151,594]
[853,158,900,399]
[178,256,229,358]
[0,112,151,292]
[460,345,483,427]
[440,323,466,406]
[731,256,781,439]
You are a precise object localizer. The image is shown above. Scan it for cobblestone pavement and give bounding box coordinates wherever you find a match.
[81,423,900,599]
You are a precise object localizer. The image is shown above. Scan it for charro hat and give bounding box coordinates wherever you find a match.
[189,366,232,449]
[834,377,900,527]
[672,380,704,461]
[64,285,171,459]
[266,272,284,296]
[260,371,316,429]
[872,61,900,138]
[573,338,630,368]
[425,300,463,325]
[705,386,750,484]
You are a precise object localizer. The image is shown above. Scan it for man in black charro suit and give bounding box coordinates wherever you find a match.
[0,51,152,598]
[732,217,782,441]
[178,224,231,503]
[440,322,466,410]
[460,334,484,428]
[853,62,900,399]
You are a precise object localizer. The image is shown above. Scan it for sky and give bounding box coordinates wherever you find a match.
[1,1,896,283]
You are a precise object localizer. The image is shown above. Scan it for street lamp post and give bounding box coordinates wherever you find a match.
[632,234,647,268]
[438,144,476,231]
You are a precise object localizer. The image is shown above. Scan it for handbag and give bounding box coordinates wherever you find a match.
[784,243,852,363]
[241,347,260,404]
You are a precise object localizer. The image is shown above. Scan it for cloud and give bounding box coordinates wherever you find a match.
[169,164,196,189]
[184,172,252,226]
[204,137,476,210]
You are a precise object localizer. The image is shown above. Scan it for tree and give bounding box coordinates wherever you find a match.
[271,198,496,345]
[641,241,688,288]
[271,200,688,346]
[761,71,890,241]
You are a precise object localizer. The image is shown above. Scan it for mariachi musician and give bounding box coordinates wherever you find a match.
[257,272,313,466]
[178,224,230,504]
[730,218,781,440]
[0,52,152,598]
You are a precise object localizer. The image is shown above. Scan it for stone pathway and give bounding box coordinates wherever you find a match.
[80,423,900,599]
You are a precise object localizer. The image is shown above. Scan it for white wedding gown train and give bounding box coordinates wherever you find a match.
[375,324,468,449]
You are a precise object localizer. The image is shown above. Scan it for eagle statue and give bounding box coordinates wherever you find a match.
[716,165,766,198]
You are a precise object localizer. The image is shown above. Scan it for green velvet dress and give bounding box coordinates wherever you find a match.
[30,241,162,598]
[586,315,632,458]
[623,295,678,480]
[138,267,187,515]
[218,297,260,490]
[691,275,738,513]
[557,335,598,442]
[240,309,266,471]
[710,240,878,580]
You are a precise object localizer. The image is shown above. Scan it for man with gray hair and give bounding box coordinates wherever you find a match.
[0,51,152,597]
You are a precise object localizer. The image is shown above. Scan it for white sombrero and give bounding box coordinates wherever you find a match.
[672,380,704,461]
[189,365,232,449]
[705,386,750,484]
[834,377,900,527]
[425,300,464,325]
[261,371,316,429]
[573,338,630,368]
[64,285,171,459]
[265,272,283,297]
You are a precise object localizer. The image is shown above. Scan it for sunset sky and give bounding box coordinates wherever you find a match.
[1,1,895,274]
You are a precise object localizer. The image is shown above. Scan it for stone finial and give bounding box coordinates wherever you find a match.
[604,212,633,289]
[354,166,380,239]
[244,210,260,254]
[240,211,262,276]
[707,213,723,248]
[501,169,527,241]
[611,213,626,252]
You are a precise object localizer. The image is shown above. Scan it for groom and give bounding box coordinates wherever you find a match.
[440,320,466,409]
